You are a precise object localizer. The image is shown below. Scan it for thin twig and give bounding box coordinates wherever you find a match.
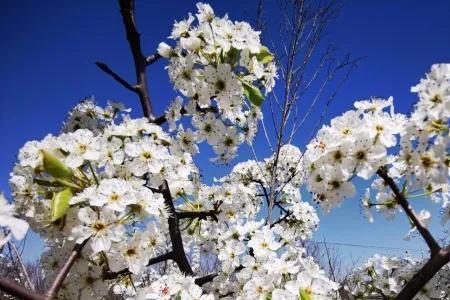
[8,241,35,291]
[95,62,136,92]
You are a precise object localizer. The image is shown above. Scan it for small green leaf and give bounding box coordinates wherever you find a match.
[51,188,73,222]
[256,46,273,64]
[41,150,72,179]
[299,289,312,300]
[225,47,239,66]
[242,81,264,107]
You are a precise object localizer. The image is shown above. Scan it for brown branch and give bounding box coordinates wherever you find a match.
[95,62,136,92]
[118,0,154,119]
[99,0,194,279]
[271,211,293,227]
[103,251,173,280]
[177,210,219,221]
[194,265,245,286]
[146,53,162,65]
[396,246,450,300]
[376,168,441,255]
[194,273,217,286]
[0,277,46,300]
[160,181,194,275]
[45,238,89,299]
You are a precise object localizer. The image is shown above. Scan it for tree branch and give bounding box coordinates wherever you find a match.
[146,53,161,65]
[0,239,89,300]
[376,167,441,255]
[45,238,89,299]
[8,240,35,291]
[0,277,46,300]
[194,273,217,286]
[118,0,154,119]
[160,181,194,275]
[395,246,450,300]
[98,0,195,279]
[102,251,173,280]
[95,62,136,92]
[271,211,293,227]
[177,210,219,221]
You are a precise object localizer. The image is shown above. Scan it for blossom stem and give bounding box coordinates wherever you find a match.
[88,162,99,185]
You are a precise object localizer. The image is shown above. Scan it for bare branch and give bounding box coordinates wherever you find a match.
[118,0,154,119]
[0,277,45,300]
[95,62,137,92]
[194,273,217,286]
[177,210,219,221]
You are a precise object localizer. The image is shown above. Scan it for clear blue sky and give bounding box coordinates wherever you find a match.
[0,0,449,263]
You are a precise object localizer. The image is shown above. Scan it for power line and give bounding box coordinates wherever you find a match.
[311,240,428,253]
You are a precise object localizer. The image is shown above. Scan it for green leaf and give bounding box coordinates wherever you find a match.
[299,289,312,300]
[51,188,73,222]
[41,150,72,179]
[256,46,273,64]
[225,47,239,66]
[242,81,264,107]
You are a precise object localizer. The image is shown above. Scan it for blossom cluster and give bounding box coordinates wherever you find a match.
[9,94,332,299]
[3,0,449,298]
[9,99,204,298]
[305,64,449,238]
[159,3,277,162]
[304,96,407,212]
[345,254,450,299]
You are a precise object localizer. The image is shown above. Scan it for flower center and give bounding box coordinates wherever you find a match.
[355,150,366,161]
[142,151,152,160]
[110,192,120,201]
[92,222,106,232]
[126,248,137,256]
[215,79,226,91]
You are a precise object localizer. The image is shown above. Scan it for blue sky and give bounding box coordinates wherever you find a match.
[0,0,449,263]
